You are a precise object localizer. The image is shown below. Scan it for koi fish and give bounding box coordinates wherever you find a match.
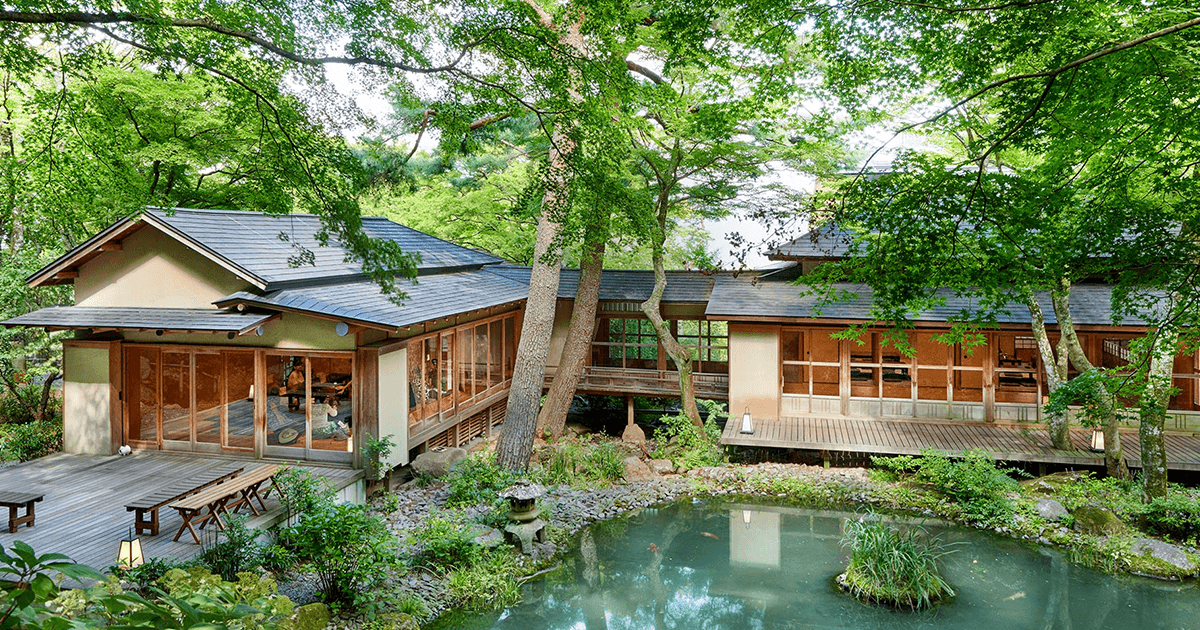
[649,543,658,554]
[701,532,719,540]
[1004,591,1026,601]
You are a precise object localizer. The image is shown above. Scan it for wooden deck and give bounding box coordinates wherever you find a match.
[722,415,1200,472]
[0,451,362,571]
[547,366,729,399]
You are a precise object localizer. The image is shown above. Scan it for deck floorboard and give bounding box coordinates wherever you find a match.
[723,415,1200,471]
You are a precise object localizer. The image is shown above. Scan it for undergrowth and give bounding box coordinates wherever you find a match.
[840,514,955,610]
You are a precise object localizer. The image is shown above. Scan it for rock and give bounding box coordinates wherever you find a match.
[280,603,329,630]
[466,524,506,549]
[1071,505,1127,536]
[565,422,594,436]
[623,456,658,482]
[622,422,647,444]
[1020,471,1087,497]
[373,612,420,630]
[1131,538,1196,573]
[648,459,675,475]
[411,446,467,478]
[1036,499,1069,522]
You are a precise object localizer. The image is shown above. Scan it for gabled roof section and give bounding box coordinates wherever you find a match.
[768,224,857,261]
[487,265,718,303]
[2,307,276,334]
[706,276,1158,327]
[215,269,529,331]
[27,208,503,291]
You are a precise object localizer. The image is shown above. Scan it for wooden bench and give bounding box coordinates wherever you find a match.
[169,464,281,544]
[225,464,282,517]
[0,491,44,533]
[125,465,245,536]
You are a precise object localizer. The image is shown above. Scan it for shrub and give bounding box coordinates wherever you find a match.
[840,515,954,610]
[0,420,62,462]
[874,449,1020,525]
[0,381,61,426]
[278,501,399,607]
[580,439,626,483]
[535,436,626,486]
[1139,492,1200,540]
[111,556,198,593]
[200,516,265,581]
[445,452,517,507]
[446,551,521,611]
[651,401,725,470]
[274,466,337,517]
[407,515,483,571]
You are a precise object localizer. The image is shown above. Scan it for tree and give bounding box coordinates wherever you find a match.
[790,0,1200,486]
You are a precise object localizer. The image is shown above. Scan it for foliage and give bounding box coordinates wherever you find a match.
[278,500,399,607]
[651,400,726,470]
[361,432,397,482]
[110,557,199,594]
[1049,472,1200,542]
[0,420,62,462]
[445,551,521,612]
[406,515,484,572]
[274,466,337,517]
[840,515,955,611]
[535,435,626,487]
[200,516,267,582]
[873,449,1022,526]
[445,452,518,508]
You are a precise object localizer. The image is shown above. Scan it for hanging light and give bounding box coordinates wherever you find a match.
[1089,427,1105,453]
[116,527,144,569]
[740,407,754,434]
[742,510,753,528]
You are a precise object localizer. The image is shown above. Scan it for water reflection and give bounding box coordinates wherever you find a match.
[431,502,1199,630]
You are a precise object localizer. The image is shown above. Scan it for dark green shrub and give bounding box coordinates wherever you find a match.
[274,465,337,516]
[0,420,62,462]
[580,439,626,483]
[874,449,1021,525]
[200,516,264,581]
[259,544,296,575]
[278,501,399,607]
[111,556,198,593]
[840,515,954,610]
[651,401,725,470]
[1138,492,1200,540]
[0,381,60,426]
[445,452,517,507]
[407,515,483,571]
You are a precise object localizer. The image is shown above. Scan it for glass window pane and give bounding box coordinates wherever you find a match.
[162,351,191,442]
[782,330,801,363]
[311,356,353,452]
[505,316,516,380]
[490,321,503,387]
[125,347,158,443]
[266,355,307,449]
[195,353,221,445]
[223,351,254,450]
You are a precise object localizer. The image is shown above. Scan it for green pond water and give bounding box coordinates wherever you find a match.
[432,500,1199,630]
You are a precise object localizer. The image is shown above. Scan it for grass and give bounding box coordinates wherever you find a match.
[839,515,955,611]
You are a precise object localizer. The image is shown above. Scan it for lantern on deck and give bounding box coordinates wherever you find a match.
[116,527,144,569]
[740,407,754,434]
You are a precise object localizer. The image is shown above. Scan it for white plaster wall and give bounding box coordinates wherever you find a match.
[378,347,409,467]
[75,226,249,308]
[729,327,780,421]
[62,346,113,455]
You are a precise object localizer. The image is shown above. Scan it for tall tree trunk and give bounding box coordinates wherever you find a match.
[1050,279,1129,479]
[640,194,700,425]
[496,10,584,470]
[537,210,609,438]
[1140,294,1178,501]
[1025,291,1070,449]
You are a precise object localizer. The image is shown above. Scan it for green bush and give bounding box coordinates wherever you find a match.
[581,439,626,483]
[110,556,198,593]
[840,515,954,610]
[874,449,1020,525]
[445,452,517,507]
[1139,492,1200,540]
[278,501,399,607]
[0,420,62,462]
[535,436,626,486]
[446,551,521,612]
[407,515,483,571]
[0,381,60,426]
[200,516,265,581]
[275,466,337,516]
[651,401,725,470]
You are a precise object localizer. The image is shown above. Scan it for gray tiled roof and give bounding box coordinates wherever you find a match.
[145,208,501,288]
[768,224,856,260]
[215,269,529,330]
[487,265,717,303]
[705,276,1157,326]
[2,307,275,332]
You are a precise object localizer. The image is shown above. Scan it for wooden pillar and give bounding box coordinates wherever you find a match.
[839,339,850,416]
[984,332,996,423]
[253,350,266,459]
[626,395,635,426]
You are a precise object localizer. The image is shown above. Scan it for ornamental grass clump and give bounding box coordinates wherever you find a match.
[838,515,955,610]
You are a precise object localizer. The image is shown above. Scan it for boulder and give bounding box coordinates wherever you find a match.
[622,422,647,444]
[1131,538,1197,573]
[1020,471,1087,498]
[410,446,467,478]
[466,524,506,549]
[1071,505,1126,536]
[565,421,594,436]
[281,603,330,630]
[648,459,676,475]
[623,456,658,482]
[1035,499,1069,522]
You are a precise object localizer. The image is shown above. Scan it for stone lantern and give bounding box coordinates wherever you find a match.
[498,480,547,554]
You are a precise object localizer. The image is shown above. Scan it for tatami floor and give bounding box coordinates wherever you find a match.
[0,451,361,572]
[722,415,1200,472]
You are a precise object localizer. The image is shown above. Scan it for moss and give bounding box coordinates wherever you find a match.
[1018,471,1087,498]
[280,603,330,630]
[1071,505,1127,536]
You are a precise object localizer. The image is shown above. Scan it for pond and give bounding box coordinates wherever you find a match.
[431,500,1198,630]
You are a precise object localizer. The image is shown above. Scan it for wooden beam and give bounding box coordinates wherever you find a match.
[99,242,122,252]
[54,271,79,279]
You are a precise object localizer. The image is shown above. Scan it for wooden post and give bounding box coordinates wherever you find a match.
[984,332,996,423]
[839,339,850,416]
[626,395,634,426]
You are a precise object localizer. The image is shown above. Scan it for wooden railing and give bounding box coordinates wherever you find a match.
[545,366,729,399]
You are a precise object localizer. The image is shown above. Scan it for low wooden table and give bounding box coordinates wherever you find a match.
[0,491,44,533]
[169,464,282,544]
[125,465,245,536]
